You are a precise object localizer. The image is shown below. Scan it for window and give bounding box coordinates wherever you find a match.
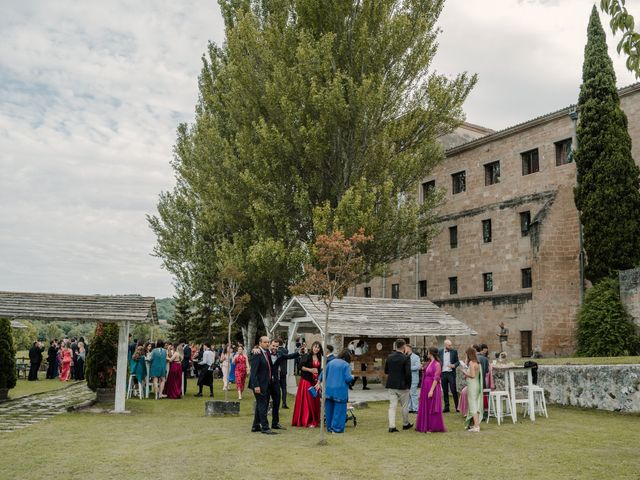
[483,272,493,292]
[555,138,573,166]
[391,283,400,299]
[449,277,458,295]
[449,226,458,249]
[482,219,492,243]
[421,180,435,203]
[418,280,427,298]
[520,211,531,237]
[484,161,501,185]
[521,331,533,357]
[521,148,540,175]
[452,171,466,194]
[522,268,532,288]
[364,287,372,298]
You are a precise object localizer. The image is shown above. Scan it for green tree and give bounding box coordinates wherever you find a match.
[11,320,38,351]
[0,318,17,391]
[149,0,476,328]
[85,322,119,391]
[169,287,193,342]
[574,6,640,283]
[576,277,639,356]
[600,0,640,77]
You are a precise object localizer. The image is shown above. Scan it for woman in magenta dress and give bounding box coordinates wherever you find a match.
[163,344,184,399]
[233,346,250,400]
[292,341,323,428]
[59,342,73,382]
[416,347,446,432]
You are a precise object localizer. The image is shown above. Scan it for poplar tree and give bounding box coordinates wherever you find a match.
[574,6,640,283]
[150,0,476,327]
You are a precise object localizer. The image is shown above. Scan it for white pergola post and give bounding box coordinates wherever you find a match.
[286,321,299,390]
[114,320,130,413]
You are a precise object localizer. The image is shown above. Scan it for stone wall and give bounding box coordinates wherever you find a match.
[620,268,640,328]
[537,365,640,412]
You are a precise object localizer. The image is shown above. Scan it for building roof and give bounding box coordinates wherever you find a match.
[271,295,476,337]
[446,82,640,156]
[0,291,158,324]
[10,320,26,329]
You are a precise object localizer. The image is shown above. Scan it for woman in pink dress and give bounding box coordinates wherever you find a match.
[163,344,184,399]
[232,346,250,400]
[415,347,446,432]
[59,342,72,382]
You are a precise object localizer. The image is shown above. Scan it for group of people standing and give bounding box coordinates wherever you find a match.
[27,337,86,382]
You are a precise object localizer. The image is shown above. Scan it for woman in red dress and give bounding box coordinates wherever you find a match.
[163,344,184,399]
[233,346,250,400]
[59,342,72,382]
[292,341,323,428]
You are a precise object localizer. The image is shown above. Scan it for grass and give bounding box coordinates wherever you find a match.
[1,381,639,479]
[511,356,640,365]
[8,372,78,399]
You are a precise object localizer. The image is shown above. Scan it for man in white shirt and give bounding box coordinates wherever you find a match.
[195,344,215,397]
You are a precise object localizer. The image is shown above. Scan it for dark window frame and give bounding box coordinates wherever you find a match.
[484,161,501,186]
[521,148,540,175]
[452,171,466,194]
[364,287,372,298]
[391,283,400,299]
[482,219,492,243]
[449,276,458,295]
[483,272,493,292]
[421,180,435,203]
[449,225,458,249]
[520,211,531,237]
[418,280,427,298]
[522,268,532,288]
[555,138,573,166]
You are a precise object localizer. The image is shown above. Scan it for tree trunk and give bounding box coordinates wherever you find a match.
[319,305,330,445]
[243,314,258,348]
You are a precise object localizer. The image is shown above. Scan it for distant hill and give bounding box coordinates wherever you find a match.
[155,297,176,323]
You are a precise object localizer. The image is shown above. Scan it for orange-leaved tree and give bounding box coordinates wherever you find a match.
[291,228,372,445]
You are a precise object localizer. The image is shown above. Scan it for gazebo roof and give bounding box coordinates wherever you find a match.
[10,320,27,329]
[0,291,158,324]
[271,296,476,337]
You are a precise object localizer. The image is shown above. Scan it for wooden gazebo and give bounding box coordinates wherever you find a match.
[271,296,476,386]
[0,291,158,412]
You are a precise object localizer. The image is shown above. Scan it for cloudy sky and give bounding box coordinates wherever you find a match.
[0,0,637,299]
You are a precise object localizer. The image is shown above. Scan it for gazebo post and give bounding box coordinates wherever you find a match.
[114,320,130,413]
[286,321,299,390]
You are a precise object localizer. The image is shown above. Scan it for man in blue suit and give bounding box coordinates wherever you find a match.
[438,339,460,413]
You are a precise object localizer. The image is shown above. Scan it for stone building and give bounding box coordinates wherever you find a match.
[356,83,640,357]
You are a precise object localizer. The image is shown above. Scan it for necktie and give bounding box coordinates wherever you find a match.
[263,350,272,379]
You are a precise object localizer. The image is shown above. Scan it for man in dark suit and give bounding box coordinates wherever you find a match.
[28,341,44,381]
[181,339,192,394]
[249,336,277,435]
[384,339,413,432]
[277,342,291,409]
[268,339,299,428]
[439,339,460,413]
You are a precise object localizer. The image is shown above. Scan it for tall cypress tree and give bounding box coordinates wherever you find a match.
[574,6,640,283]
[169,287,193,342]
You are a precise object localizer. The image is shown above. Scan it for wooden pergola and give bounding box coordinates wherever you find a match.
[0,291,158,412]
[271,296,476,386]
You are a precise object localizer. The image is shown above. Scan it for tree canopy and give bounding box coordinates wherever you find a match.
[149,0,476,334]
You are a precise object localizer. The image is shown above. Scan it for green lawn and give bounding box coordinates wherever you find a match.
[1,381,639,479]
[9,373,79,399]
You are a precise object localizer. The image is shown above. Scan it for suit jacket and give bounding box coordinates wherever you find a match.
[249,348,273,392]
[271,349,299,381]
[29,345,43,364]
[438,348,460,372]
[384,351,411,390]
[299,353,323,383]
[182,345,192,371]
[326,354,336,364]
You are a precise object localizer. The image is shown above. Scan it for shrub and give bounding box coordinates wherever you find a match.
[576,278,639,356]
[85,322,119,391]
[0,318,17,390]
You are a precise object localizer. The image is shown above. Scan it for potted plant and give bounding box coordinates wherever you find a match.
[85,322,118,403]
[0,318,17,401]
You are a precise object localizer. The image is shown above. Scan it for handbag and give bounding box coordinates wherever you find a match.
[308,385,319,398]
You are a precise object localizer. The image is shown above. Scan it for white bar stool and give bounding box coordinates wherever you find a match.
[523,385,548,418]
[127,374,143,400]
[487,390,512,425]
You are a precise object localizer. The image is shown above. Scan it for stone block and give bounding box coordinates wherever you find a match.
[205,400,240,416]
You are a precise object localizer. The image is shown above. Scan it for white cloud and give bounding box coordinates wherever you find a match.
[1,0,638,298]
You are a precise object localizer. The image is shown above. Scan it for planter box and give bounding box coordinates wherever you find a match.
[205,400,240,416]
[96,387,115,404]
